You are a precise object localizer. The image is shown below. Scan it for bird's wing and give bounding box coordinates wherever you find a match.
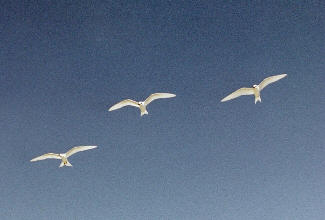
[30,153,61,162]
[221,88,254,102]
[144,93,176,105]
[108,99,139,111]
[259,74,287,90]
[66,146,97,158]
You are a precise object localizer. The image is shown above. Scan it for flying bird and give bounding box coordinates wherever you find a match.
[109,93,176,116]
[30,146,97,167]
[221,74,287,104]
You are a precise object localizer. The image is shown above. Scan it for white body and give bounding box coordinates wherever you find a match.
[253,85,261,104]
[30,146,97,168]
[221,74,287,104]
[59,154,72,167]
[109,93,176,116]
[138,102,148,116]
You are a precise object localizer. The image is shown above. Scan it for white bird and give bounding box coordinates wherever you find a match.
[109,93,176,116]
[30,146,97,167]
[221,74,287,104]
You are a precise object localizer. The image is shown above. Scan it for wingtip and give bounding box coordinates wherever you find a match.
[162,93,176,97]
[82,145,98,148]
[168,93,176,98]
[277,73,287,78]
[87,145,98,150]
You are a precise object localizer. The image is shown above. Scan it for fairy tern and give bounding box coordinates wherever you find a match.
[30,146,97,167]
[109,93,176,116]
[221,74,287,104]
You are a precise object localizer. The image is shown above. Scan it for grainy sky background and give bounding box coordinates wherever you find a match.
[0,1,324,219]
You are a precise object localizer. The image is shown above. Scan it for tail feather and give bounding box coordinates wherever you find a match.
[255,96,261,104]
[59,160,73,167]
[140,111,148,116]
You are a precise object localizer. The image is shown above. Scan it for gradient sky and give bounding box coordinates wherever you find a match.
[1,1,325,219]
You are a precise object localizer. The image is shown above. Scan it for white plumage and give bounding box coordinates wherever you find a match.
[30,146,97,167]
[108,99,139,111]
[221,74,287,104]
[109,93,176,116]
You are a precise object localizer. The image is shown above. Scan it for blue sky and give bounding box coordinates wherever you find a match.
[0,1,324,219]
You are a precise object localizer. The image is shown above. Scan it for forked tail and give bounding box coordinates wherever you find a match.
[140,110,148,116]
[255,96,261,104]
[65,161,72,167]
[59,160,73,168]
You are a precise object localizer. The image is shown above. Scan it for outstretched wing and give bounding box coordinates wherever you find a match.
[108,99,139,111]
[259,74,287,91]
[66,146,97,158]
[144,93,176,106]
[30,153,61,162]
[221,88,254,102]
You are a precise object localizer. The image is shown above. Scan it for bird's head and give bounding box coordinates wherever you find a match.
[253,84,259,88]
[139,101,145,106]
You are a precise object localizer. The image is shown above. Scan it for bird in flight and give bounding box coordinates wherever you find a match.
[109,93,176,116]
[221,74,287,104]
[30,146,97,167]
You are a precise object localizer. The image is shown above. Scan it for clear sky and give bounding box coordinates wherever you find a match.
[0,1,325,219]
